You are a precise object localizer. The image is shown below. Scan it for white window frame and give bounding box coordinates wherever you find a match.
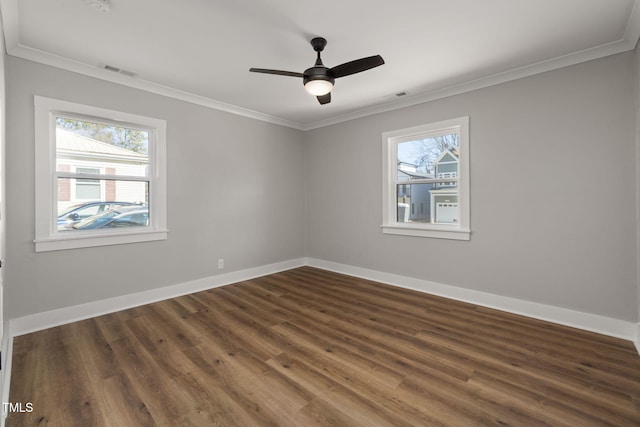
[34,96,168,252]
[381,116,470,240]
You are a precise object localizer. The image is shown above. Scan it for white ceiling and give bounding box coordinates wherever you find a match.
[1,0,639,130]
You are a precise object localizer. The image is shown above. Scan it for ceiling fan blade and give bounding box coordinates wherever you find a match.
[331,55,385,78]
[317,92,331,105]
[249,68,304,78]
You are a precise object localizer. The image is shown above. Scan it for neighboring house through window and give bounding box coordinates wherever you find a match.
[382,116,470,240]
[74,167,102,200]
[34,96,167,251]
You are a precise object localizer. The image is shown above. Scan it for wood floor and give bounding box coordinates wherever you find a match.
[7,267,640,426]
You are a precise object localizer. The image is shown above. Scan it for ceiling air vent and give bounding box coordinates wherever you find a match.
[383,90,410,100]
[103,64,137,78]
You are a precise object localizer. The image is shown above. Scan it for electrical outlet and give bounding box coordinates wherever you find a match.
[217,259,224,269]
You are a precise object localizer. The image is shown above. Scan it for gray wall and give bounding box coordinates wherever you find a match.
[4,51,638,325]
[5,57,306,319]
[305,52,638,322]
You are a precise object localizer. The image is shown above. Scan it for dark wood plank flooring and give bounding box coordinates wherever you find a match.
[7,267,640,426]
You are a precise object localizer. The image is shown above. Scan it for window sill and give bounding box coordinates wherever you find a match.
[381,224,470,240]
[34,229,169,252]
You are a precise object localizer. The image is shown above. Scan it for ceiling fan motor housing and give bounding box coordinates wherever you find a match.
[310,37,327,52]
[304,37,334,87]
[303,67,335,87]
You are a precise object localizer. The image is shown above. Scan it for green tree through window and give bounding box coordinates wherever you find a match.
[56,117,148,154]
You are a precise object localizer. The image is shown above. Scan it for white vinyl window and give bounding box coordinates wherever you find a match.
[382,116,470,240]
[34,96,168,251]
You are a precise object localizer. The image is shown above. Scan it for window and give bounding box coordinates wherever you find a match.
[382,116,470,240]
[35,96,167,251]
[74,167,102,200]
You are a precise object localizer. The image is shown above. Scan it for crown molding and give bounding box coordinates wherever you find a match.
[300,37,639,130]
[2,0,640,131]
[624,0,640,47]
[0,0,17,50]
[8,42,306,130]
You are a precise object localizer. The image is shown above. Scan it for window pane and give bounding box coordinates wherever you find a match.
[57,178,148,231]
[383,116,469,240]
[396,132,460,224]
[397,183,432,223]
[55,117,149,177]
[397,183,459,224]
[397,132,459,180]
[103,212,149,228]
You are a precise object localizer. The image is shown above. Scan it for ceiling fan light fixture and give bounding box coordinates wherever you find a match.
[250,36,384,105]
[304,79,333,96]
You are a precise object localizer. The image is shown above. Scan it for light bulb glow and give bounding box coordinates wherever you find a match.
[304,80,333,96]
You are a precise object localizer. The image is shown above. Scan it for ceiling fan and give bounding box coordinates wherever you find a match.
[250,37,384,105]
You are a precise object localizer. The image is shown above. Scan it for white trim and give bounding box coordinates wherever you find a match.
[9,258,306,337]
[381,224,470,240]
[4,42,303,130]
[5,35,636,133]
[301,39,639,131]
[2,256,639,417]
[624,0,640,46]
[1,258,302,425]
[0,327,11,426]
[382,116,470,240]
[34,96,168,252]
[1,0,639,131]
[10,256,632,343]
[0,7,7,425]
[34,229,168,252]
[635,13,640,359]
[306,258,639,343]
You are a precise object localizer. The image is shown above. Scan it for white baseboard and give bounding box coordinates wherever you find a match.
[6,255,640,350]
[0,325,11,427]
[1,255,639,420]
[0,262,634,427]
[0,259,296,426]
[306,258,639,344]
[9,258,306,338]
